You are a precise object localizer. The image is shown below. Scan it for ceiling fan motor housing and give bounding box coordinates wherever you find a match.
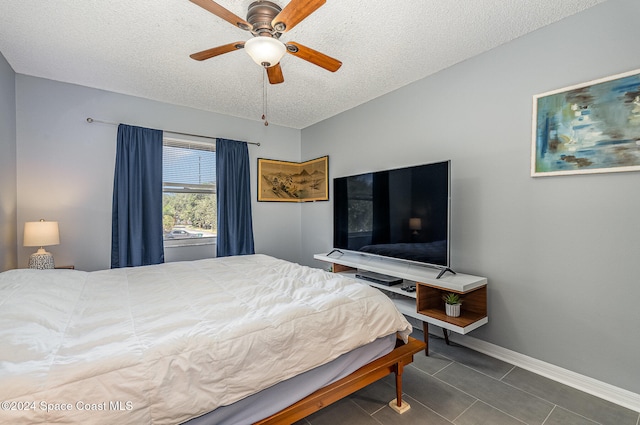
[247,1,283,37]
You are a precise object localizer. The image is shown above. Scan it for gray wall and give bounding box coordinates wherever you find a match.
[15,76,303,271]
[301,0,640,394]
[0,52,17,271]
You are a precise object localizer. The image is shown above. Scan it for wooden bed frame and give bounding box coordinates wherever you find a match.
[254,335,426,424]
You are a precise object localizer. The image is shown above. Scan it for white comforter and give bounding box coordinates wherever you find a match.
[0,254,411,424]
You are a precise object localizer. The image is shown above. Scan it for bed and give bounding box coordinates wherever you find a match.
[0,254,424,424]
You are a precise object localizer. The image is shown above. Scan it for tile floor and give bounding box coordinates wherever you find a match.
[295,331,640,425]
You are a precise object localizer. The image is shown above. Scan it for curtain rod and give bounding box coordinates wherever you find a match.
[86,118,260,146]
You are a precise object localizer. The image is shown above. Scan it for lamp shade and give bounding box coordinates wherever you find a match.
[409,218,422,231]
[24,220,60,247]
[244,36,286,67]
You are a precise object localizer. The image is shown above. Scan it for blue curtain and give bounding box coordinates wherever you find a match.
[111,124,164,268]
[216,138,255,257]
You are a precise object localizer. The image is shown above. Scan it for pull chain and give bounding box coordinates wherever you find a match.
[262,67,269,126]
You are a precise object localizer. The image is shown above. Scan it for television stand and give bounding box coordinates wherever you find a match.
[314,252,488,355]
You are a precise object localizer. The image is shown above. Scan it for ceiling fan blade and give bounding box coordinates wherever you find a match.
[286,42,342,72]
[272,0,325,33]
[266,64,284,84]
[190,42,245,61]
[189,0,251,31]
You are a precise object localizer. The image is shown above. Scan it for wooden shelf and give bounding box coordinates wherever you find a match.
[417,308,486,328]
[416,283,487,329]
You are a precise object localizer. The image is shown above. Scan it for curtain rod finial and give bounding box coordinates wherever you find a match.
[86,118,94,123]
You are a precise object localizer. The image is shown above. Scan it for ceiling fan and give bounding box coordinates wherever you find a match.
[189,0,342,84]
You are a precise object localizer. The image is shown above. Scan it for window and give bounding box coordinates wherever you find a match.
[162,138,216,243]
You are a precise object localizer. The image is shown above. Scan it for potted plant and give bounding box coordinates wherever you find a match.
[442,293,462,317]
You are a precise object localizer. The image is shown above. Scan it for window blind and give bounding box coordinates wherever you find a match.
[163,139,216,193]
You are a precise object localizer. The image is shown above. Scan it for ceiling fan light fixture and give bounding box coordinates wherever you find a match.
[244,36,286,67]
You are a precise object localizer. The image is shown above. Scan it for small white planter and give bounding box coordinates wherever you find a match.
[445,303,461,317]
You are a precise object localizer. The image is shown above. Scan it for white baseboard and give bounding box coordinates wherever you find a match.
[444,332,640,413]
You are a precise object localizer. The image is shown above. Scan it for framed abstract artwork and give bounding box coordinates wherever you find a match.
[257,156,328,202]
[531,68,640,177]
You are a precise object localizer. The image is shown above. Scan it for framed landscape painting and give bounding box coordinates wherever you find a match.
[258,156,329,202]
[531,68,640,177]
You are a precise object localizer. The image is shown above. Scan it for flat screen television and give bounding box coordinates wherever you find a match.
[333,160,451,273]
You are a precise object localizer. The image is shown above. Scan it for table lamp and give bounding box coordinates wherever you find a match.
[409,218,422,235]
[24,219,60,269]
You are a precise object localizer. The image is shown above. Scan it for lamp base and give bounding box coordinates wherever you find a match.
[29,252,55,269]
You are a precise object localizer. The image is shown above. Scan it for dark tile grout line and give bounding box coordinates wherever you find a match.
[425,347,600,425]
[429,334,640,422]
[426,342,636,425]
[409,362,532,425]
[354,366,457,424]
[297,331,640,425]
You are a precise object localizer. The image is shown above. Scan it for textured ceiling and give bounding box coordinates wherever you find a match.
[0,0,606,129]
